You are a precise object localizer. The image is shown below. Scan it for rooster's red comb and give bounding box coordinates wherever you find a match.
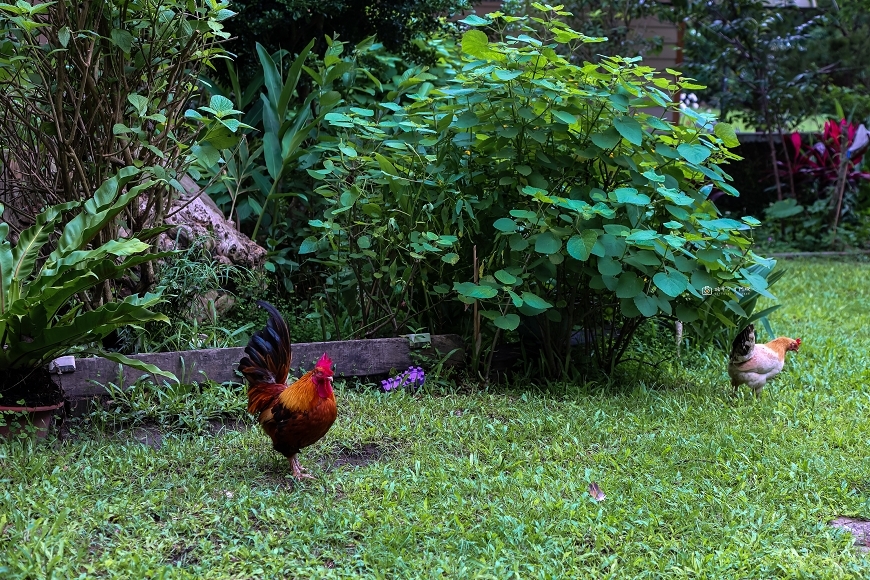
[316,352,334,372]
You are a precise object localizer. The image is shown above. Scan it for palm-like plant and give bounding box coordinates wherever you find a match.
[0,168,176,405]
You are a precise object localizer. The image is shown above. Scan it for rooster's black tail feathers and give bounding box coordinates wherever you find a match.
[239,301,292,386]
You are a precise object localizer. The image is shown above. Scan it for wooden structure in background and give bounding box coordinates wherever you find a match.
[464,1,682,74]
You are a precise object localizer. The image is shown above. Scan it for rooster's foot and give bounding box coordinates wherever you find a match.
[289,455,315,480]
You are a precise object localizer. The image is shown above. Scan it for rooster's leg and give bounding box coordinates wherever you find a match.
[289,454,315,480]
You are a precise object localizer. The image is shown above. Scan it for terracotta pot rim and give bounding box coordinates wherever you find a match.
[0,401,64,413]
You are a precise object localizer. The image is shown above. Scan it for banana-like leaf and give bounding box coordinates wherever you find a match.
[31,247,171,299]
[37,254,171,320]
[95,350,178,383]
[70,181,156,255]
[52,172,148,259]
[255,42,281,110]
[3,297,169,370]
[40,239,150,279]
[277,38,315,123]
[40,239,151,279]
[0,168,171,382]
[10,200,80,290]
[0,223,12,315]
[133,225,173,242]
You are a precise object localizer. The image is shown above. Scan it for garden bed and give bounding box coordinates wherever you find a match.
[55,334,465,399]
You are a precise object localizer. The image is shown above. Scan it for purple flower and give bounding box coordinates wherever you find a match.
[381,366,426,392]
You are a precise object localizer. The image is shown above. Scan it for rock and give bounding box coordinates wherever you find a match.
[830,517,870,552]
[191,289,237,323]
[158,175,266,269]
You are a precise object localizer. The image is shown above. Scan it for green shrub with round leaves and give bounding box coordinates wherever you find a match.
[304,5,778,376]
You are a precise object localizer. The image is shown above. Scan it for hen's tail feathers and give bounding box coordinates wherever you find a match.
[730,323,756,364]
[239,301,292,388]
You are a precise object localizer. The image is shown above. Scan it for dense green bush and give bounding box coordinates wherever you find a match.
[197,36,456,301]
[0,0,245,297]
[301,5,776,376]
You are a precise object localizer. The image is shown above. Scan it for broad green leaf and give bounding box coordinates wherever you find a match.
[494,68,522,81]
[534,232,562,255]
[493,314,520,331]
[110,29,134,53]
[616,272,643,298]
[454,282,498,299]
[11,200,78,288]
[597,256,622,276]
[299,236,318,254]
[677,143,711,165]
[613,116,643,146]
[461,29,490,59]
[590,126,620,150]
[552,110,576,125]
[765,199,803,219]
[191,143,220,168]
[521,292,553,310]
[633,293,658,317]
[567,231,598,261]
[127,94,148,116]
[698,218,744,231]
[455,111,479,129]
[625,230,658,244]
[493,218,517,232]
[209,95,235,115]
[615,188,651,206]
[714,122,740,147]
[653,269,688,297]
[442,253,460,265]
[57,26,70,47]
[509,234,528,251]
[676,303,699,322]
[620,298,642,318]
[459,14,490,26]
[494,269,517,285]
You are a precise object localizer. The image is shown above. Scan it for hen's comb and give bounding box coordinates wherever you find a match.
[796,338,802,346]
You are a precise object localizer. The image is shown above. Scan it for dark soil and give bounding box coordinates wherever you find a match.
[0,367,63,408]
[130,424,164,449]
[208,417,249,435]
[326,442,386,470]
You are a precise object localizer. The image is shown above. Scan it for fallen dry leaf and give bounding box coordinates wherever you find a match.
[588,482,606,502]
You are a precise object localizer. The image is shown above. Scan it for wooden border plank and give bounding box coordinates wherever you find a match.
[56,335,465,399]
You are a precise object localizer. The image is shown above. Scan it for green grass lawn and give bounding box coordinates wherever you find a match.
[2,259,870,578]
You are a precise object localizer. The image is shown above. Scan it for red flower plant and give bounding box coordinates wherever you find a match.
[780,119,870,191]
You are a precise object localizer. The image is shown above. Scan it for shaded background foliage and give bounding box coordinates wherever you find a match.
[222,0,471,84]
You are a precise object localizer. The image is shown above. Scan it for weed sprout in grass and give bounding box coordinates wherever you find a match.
[382,366,425,393]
